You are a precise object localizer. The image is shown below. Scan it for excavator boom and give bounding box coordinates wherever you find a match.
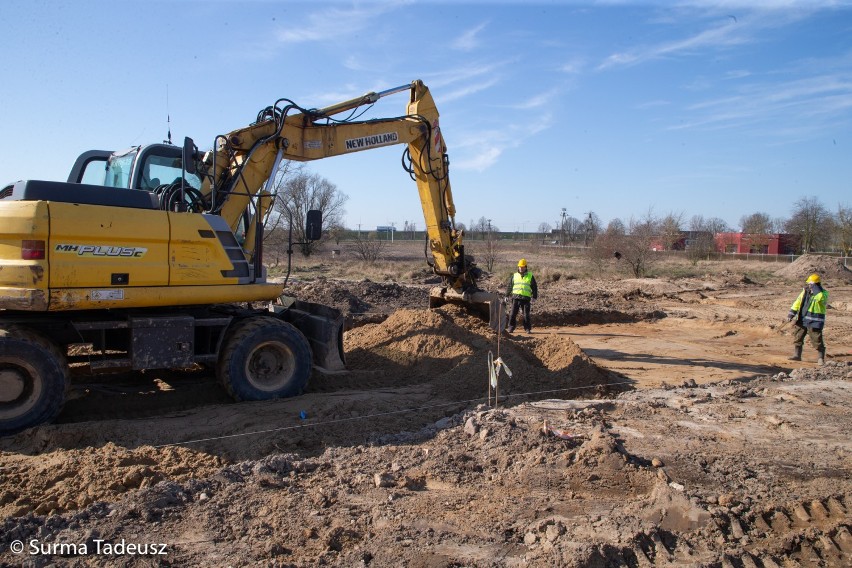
[200,80,500,324]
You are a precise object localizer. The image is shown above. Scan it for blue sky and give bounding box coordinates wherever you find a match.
[1,0,850,233]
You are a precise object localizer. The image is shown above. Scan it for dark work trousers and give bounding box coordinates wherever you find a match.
[509,298,532,331]
[792,324,825,352]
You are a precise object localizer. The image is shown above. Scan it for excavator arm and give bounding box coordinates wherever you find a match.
[198,80,481,294]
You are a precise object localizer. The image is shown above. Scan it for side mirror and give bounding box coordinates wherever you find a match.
[306,210,323,241]
[182,137,197,175]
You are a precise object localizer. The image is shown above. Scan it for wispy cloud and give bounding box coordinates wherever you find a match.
[452,22,489,51]
[423,59,514,90]
[597,5,831,71]
[276,1,407,44]
[598,21,748,70]
[669,72,852,137]
[441,77,502,103]
[419,59,515,104]
[507,88,560,110]
[560,57,586,74]
[453,113,554,172]
[636,99,671,110]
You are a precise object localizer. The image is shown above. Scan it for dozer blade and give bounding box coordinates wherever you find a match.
[273,298,346,373]
[429,287,505,331]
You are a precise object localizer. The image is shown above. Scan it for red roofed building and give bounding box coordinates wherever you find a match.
[715,233,800,254]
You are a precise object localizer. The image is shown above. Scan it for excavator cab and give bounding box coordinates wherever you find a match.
[68,144,202,194]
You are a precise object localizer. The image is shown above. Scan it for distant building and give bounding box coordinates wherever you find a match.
[650,231,711,251]
[714,233,799,254]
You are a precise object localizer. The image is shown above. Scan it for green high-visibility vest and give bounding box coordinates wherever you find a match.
[789,288,828,329]
[512,272,533,298]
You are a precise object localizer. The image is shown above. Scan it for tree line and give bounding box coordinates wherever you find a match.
[260,166,851,270]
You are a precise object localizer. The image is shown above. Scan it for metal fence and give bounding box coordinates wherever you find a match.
[685,252,850,266]
[539,244,850,267]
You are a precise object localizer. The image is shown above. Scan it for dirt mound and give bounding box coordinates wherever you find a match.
[288,278,429,317]
[0,443,221,518]
[344,307,484,379]
[773,254,852,284]
[345,305,628,403]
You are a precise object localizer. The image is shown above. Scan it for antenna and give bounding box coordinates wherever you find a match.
[164,85,172,145]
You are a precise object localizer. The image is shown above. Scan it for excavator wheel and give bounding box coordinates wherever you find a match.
[0,326,69,436]
[217,316,313,401]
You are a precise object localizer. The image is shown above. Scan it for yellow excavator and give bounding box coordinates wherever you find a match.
[0,80,499,434]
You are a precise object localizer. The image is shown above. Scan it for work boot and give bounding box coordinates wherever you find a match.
[788,346,802,361]
[817,349,825,366]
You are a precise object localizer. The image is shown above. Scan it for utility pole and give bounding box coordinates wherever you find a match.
[561,208,567,247]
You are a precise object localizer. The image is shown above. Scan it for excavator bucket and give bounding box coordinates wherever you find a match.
[428,287,505,331]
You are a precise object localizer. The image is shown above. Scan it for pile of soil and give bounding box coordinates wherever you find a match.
[0,444,222,519]
[344,306,628,403]
[287,278,430,319]
[774,254,852,284]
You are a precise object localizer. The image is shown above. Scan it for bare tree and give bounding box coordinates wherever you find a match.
[328,222,346,245]
[538,222,552,241]
[786,196,832,252]
[658,211,685,250]
[587,217,624,272]
[563,215,583,243]
[687,215,729,264]
[470,217,494,239]
[402,220,418,240]
[618,211,659,277]
[740,212,773,233]
[836,204,852,255]
[272,171,348,256]
[467,218,478,240]
[351,232,386,263]
[739,212,774,253]
[262,160,306,237]
[482,225,501,272]
[606,218,626,236]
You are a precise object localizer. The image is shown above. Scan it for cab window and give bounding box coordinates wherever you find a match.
[104,150,136,189]
[79,158,108,185]
[139,153,202,191]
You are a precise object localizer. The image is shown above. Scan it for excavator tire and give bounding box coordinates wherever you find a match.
[0,326,69,436]
[217,316,313,401]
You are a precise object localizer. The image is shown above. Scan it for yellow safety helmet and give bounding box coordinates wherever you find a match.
[518,258,527,268]
[806,273,821,284]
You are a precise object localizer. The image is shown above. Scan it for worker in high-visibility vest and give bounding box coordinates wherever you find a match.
[505,258,538,334]
[785,273,828,365]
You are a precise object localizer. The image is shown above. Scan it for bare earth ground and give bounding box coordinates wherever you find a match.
[1,247,850,567]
